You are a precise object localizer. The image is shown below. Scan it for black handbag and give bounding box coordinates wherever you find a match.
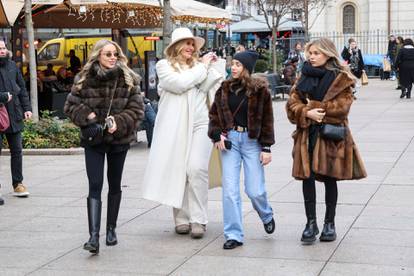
[319,124,346,141]
[80,123,104,146]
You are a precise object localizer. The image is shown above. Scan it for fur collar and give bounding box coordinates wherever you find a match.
[89,62,121,82]
[323,72,355,101]
[223,76,268,96]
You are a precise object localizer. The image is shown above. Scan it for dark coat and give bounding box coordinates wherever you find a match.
[286,72,367,181]
[341,47,364,78]
[283,63,297,85]
[64,63,145,146]
[395,47,414,87]
[0,58,32,133]
[208,77,275,147]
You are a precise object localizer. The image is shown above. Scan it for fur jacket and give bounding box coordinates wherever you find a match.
[286,71,367,181]
[64,62,144,145]
[208,77,275,147]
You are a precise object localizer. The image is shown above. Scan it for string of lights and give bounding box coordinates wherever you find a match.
[66,2,229,27]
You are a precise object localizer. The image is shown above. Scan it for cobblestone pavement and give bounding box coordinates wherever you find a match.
[1,79,414,275]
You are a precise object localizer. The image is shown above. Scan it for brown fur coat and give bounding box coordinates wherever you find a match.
[286,72,367,181]
[208,77,275,146]
[64,63,144,145]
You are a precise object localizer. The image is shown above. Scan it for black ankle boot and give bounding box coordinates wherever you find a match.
[301,201,319,244]
[106,192,122,246]
[407,89,411,99]
[84,197,101,254]
[320,203,337,242]
[400,89,406,98]
[320,222,336,241]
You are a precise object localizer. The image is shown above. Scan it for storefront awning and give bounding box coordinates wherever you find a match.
[231,15,303,33]
[0,0,25,27]
[32,0,231,24]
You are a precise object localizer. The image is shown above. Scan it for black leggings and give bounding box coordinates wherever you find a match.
[84,146,128,200]
[302,174,338,206]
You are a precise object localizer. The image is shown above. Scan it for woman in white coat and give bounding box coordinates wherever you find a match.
[142,28,224,239]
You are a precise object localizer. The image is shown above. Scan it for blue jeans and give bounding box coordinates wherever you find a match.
[221,130,273,242]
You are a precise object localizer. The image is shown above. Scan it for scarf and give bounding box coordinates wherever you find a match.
[296,62,336,101]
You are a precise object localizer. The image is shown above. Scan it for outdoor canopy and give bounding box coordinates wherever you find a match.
[25,0,231,28]
[0,0,25,27]
[231,15,303,33]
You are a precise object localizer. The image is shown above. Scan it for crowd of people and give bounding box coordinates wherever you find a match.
[17,26,414,254]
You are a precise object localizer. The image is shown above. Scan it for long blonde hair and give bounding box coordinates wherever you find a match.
[75,39,138,91]
[305,38,355,79]
[166,39,199,71]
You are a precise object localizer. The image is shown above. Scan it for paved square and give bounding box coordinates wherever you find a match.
[1,79,413,275]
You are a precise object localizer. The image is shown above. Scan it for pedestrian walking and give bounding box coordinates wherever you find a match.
[286,38,367,245]
[64,39,144,254]
[0,40,32,205]
[341,38,364,97]
[208,50,275,250]
[142,27,225,239]
[283,56,299,85]
[395,38,414,99]
[387,35,398,80]
[395,36,404,90]
[288,42,306,74]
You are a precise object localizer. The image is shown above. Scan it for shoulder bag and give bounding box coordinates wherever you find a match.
[0,104,10,132]
[319,124,346,141]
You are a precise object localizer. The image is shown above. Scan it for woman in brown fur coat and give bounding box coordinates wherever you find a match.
[64,40,144,254]
[286,38,366,244]
[209,51,275,250]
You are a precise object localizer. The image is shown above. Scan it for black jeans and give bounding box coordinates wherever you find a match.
[84,145,128,200]
[0,132,23,188]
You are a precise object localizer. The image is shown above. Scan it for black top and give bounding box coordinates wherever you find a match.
[228,89,248,127]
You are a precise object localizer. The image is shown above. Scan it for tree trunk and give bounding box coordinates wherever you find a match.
[24,0,38,122]
[162,0,172,58]
[272,27,277,73]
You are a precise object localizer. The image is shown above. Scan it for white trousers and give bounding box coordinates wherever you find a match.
[173,122,212,225]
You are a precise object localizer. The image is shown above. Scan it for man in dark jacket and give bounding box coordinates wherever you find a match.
[68,49,81,74]
[0,40,32,204]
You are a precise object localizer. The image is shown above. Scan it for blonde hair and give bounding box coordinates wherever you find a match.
[305,38,355,79]
[165,39,199,71]
[75,39,138,91]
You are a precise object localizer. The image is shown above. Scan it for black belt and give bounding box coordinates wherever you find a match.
[233,125,248,132]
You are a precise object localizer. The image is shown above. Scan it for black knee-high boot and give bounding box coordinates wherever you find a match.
[301,200,319,243]
[106,192,122,246]
[84,197,102,254]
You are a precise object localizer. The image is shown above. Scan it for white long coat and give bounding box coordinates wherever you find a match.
[142,59,224,208]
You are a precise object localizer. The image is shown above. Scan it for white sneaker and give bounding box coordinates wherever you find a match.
[13,183,30,197]
[391,76,396,81]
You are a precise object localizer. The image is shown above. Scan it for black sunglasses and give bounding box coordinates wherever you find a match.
[102,52,119,58]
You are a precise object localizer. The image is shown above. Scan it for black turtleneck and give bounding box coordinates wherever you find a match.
[228,88,248,127]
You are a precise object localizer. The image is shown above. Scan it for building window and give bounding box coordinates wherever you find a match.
[343,4,355,34]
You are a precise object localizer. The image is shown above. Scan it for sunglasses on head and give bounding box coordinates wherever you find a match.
[102,52,119,58]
